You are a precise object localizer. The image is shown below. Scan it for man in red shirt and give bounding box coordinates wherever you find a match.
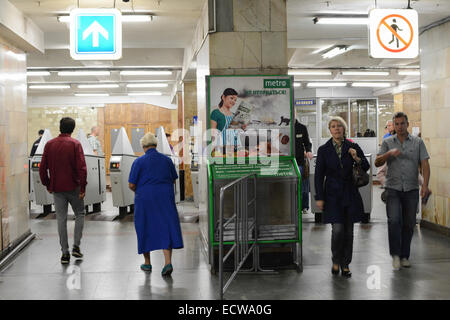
[39,117,87,264]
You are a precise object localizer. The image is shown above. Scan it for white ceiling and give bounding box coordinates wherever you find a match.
[7,0,450,99]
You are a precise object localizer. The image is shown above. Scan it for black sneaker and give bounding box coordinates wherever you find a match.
[61,253,70,264]
[72,246,83,258]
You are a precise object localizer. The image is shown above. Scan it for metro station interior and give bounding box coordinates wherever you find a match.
[0,0,449,301]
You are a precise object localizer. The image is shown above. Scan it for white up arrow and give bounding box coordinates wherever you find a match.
[82,21,109,47]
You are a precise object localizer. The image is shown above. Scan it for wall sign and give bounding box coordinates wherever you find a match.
[70,8,122,60]
[369,9,418,59]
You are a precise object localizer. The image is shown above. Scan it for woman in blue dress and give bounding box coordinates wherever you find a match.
[128,132,183,276]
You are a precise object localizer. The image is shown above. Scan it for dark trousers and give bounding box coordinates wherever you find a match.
[331,209,354,268]
[299,164,310,210]
[385,188,419,259]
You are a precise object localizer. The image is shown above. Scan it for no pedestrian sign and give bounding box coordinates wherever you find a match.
[70,8,122,60]
[369,9,418,59]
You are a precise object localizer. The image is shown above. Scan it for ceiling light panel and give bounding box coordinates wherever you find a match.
[352,82,392,87]
[314,17,368,25]
[29,85,71,89]
[342,71,389,76]
[120,71,172,76]
[27,71,51,76]
[126,83,168,88]
[306,82,347,87]
[128,92,163,96]
[289,70,332,76]
[58,71,110,76]
[322,46,350,59]
[398,71,420,76]
[75,93,110,97]
[77,84,119,88]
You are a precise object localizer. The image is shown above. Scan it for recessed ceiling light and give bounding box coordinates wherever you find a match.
[29,85,71,89]
[74,93,110,97]
[77,84,119,88]
[58,71,110,76]
[351,82,392,87]
[126,83,168,88]
[120,71,172,76]
[57,14,153,23]
[306,82,347,87]
[322,46,351,59]
[122,15,153,22]
[314,17,368,25]
[294,83,301,87]
[342,71,389,76]
[398,71,420,76]
[289,70,332,76]
[128,92,163,96]
[27,71,51,76]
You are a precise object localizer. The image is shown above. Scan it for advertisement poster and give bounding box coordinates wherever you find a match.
[207,75,293,160]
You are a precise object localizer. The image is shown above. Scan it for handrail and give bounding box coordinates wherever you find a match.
[218,173,257,300]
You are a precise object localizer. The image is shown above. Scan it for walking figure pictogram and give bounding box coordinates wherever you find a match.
[388,19,403,48]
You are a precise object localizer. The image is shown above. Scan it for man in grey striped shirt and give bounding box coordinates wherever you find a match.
[375,112,431,270]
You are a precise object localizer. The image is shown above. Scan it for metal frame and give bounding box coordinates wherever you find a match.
[218,173,258,300]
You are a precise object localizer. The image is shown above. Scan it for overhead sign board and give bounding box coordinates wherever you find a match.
[70,8,122,60]
[369,9,418,59]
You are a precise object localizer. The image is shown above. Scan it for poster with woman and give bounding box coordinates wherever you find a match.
[207,75,293,159]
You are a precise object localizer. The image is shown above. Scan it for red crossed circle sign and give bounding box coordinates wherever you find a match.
[377,14,414,53]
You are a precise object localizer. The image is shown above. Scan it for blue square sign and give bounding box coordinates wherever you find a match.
[70,9,122,60]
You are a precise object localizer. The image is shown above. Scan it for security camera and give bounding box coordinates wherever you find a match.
[122,0,130,2]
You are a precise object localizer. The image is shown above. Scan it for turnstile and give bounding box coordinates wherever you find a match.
[30,156,53,215]
[110,155,138,219]
[30,129,54,216]
[309,154,373,223]
[83,155,107,214]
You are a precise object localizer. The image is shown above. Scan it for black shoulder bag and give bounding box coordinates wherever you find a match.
[351,144,369,188]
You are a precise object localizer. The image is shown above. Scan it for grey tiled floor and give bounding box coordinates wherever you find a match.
[1,187,449,300]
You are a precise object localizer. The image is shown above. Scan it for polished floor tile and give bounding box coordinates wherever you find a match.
[1,186,449,300]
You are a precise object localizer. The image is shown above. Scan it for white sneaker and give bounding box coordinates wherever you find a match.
[392,255,401,270]
[401,258,411,268]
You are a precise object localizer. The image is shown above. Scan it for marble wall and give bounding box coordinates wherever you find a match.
[393,92,421,132]
[0,36,29,252]
[209,0,287,75]
[420,21,450,228]
[27,106,101,154]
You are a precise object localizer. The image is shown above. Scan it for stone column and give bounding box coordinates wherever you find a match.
[420,20,450,231]
[195,0,289,260]
[183,81,198,199]
[393,92,421,132]
[0,35,30,254]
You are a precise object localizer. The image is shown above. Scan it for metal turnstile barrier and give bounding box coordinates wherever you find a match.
[219,174,258,300]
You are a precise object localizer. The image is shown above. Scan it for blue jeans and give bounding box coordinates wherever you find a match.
[385,188,419,259]
[299,165,310,210]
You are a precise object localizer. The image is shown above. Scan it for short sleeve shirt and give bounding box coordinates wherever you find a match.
[88,136,103,156]
[378,134,429,192]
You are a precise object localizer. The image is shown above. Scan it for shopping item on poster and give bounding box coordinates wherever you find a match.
[229,100,254,129]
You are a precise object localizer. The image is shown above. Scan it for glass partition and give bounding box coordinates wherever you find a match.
[321,99,349,138]
[349,99,377,138]
[321,98,377,139]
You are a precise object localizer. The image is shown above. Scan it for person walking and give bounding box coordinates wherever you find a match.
[39,117,87,264]
[30,129,44,157]
[128,132,183,277]
[294,119,313,214]
[314,116,370,278]
[375,112,431,270]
